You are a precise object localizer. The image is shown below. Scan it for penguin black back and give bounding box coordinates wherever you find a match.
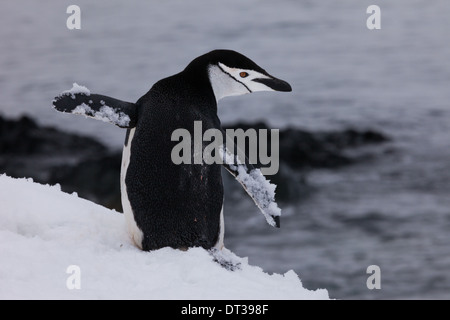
[126,69,223,250]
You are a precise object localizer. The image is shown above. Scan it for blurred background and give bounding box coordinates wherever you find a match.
[1,0,450,299]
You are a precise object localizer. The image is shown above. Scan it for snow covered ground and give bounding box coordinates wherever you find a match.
[0,175,328,300]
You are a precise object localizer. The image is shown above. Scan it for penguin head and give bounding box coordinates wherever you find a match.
[185,50,292,102]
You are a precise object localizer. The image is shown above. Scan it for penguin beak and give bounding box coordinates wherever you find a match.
[253,76,292,92]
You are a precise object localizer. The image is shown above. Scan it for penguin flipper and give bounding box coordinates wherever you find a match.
[52,86,137,128]
[221,146,281,228]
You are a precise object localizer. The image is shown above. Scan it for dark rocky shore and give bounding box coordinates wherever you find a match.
[0,115,390,211]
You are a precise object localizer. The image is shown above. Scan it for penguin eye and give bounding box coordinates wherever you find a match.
[239,72,249,78]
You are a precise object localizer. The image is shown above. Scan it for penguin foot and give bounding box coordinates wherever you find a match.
[209,248,242,272]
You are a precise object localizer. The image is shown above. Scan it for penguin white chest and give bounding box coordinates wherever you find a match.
[120,128,144,249]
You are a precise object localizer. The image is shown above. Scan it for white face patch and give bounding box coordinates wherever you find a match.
[208,63,275,102]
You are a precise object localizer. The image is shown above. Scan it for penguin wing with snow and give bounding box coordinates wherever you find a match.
[52,83,137,128]
[221,146,281,228]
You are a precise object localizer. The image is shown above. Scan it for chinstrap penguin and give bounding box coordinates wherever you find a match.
[53,49,292,251]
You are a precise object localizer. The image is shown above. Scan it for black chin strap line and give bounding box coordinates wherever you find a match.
[217,64,252,93]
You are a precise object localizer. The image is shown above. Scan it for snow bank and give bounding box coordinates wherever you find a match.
[0,175,328,300]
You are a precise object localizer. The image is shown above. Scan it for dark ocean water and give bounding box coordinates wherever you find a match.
[1,0,449,299]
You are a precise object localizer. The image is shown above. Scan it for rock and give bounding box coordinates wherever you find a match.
[0,114,108,184]
[0,115,106,156]
[48,152,123,211]
[223,122,390,170]
[0,115,391,209]
[221,122,390,202]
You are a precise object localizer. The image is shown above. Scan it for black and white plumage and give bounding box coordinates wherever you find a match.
[52,50,292,251]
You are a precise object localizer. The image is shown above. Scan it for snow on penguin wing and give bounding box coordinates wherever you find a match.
[220,146,281,228]
[52,83,138,128]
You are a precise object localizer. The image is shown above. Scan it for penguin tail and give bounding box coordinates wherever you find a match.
[52,83,138,128]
